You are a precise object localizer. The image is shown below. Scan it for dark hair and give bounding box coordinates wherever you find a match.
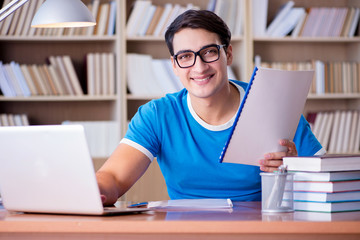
[165,10,231,56]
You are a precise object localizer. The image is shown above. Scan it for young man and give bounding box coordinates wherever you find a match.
[96,10,325,205]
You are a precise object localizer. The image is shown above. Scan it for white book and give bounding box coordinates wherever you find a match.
[30,65,48,95]
[321,111,334,150]
[353,113,360,153]
[159,4,182,36]
[137,4,156,36]
[141,55,164,96]
[341,110,353,153]
[291,11,307,37]
[162,60,183,91]
[62,56,83,96]
[54,56,75,96]
[335,111,347,153]
[151,59,178,94]
[32,65,51,95]
[127,0,152,37]
[270,8,305,37]
[13,0,31,36]
[7,2,23,36]
[107,0,117,36]
[252,0,268,37]
[10,62,31,96]
[316,112,328,147]
[48,56,67,95]
[220,67,314,165]
[312,111,324,139]
[96,3,110,36]
[48,65,65,95]
[233,0,244,36]
[94,53,101,95]
[86,0,100,36]
[266,1,295,36]
[13,114,23,126]
[153,3,173,36]
[3,63,23,96]
[40,65,58,95]
[0,62,16,97]
[27,0,44,36]
[328,110,341,153]
[86,53,95,96]
[20,65,37,96]
[315,60,325,94]
[331,8,348,37]
[126,54,147,96]
[348,111,359,153]
[101,53,108,95]
[20,114,29,126]
[107,53,116,95]
[0,114,9,126]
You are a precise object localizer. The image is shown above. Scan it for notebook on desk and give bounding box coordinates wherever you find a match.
[0,125,149,216]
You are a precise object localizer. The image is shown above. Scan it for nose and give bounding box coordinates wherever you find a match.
[192,54,209,72]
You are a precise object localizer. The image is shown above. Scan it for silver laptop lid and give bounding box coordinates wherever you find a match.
[0,125,104,215]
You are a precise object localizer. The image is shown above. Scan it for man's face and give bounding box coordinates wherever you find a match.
[171,28,233,100]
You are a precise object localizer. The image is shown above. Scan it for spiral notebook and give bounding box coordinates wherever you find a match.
[219,66,314,165]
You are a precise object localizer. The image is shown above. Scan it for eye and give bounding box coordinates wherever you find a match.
[177,52,193,61]
[202,47,218,56]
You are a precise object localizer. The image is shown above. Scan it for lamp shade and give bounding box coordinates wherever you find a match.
[31,0,96,28]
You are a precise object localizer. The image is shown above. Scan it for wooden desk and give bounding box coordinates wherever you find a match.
[1,202,360,240]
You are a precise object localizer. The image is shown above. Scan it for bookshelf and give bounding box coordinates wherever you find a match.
[1,0,360,201]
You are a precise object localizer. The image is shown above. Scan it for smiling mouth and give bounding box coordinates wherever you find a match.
[192,74,214,82]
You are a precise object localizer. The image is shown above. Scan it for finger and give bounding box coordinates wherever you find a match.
[279,139,298,156]
[264,152,287,160]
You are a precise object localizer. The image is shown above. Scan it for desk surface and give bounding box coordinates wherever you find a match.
[1,202,360,240]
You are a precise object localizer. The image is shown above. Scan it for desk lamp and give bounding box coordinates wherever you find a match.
[0,0,96,28]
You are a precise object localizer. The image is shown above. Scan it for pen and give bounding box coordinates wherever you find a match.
[127,202,148,208]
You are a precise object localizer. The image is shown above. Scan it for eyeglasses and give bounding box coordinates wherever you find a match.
[173,44,226,68]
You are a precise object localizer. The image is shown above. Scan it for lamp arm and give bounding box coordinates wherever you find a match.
[0,0,29,22]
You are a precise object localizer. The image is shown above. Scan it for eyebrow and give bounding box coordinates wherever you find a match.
[174,43,218,56]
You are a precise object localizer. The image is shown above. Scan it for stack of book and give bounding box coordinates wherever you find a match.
[307,110,360,154]
[257,0,360,38]
[0,113,29,126]
[257,59,360,95]
[126,0,243,37]
[283,155,360,213]
[0,56,83,97]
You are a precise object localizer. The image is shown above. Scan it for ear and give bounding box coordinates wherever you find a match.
[226,44,233,66]
[171,56,180,77]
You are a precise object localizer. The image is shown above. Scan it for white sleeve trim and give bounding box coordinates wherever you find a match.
[314,147,327,156]
[120,138,155,162]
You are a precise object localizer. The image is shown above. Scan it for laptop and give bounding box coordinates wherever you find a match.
[0,125,149,216]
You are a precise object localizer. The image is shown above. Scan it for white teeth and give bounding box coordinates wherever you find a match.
[193,76,210,82]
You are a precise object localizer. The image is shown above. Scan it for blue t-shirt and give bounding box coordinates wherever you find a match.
[123,80,324,201]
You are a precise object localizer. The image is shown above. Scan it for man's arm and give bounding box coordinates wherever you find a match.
[96,143,151,206]
[259,139,297,172]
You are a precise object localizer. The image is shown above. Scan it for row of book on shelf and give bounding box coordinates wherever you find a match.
[62,121,120,158]
[257,59,360,95]
[0,113,29,126]
[307,110,360,155]
[0,53,115,97]
[253,0,360,38]
[126,0,243,37]
[126,53,237,97]
[0,0,116,37]
[283,154,360,213]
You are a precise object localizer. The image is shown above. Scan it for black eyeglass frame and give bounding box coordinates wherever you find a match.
[173,44,227,69]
